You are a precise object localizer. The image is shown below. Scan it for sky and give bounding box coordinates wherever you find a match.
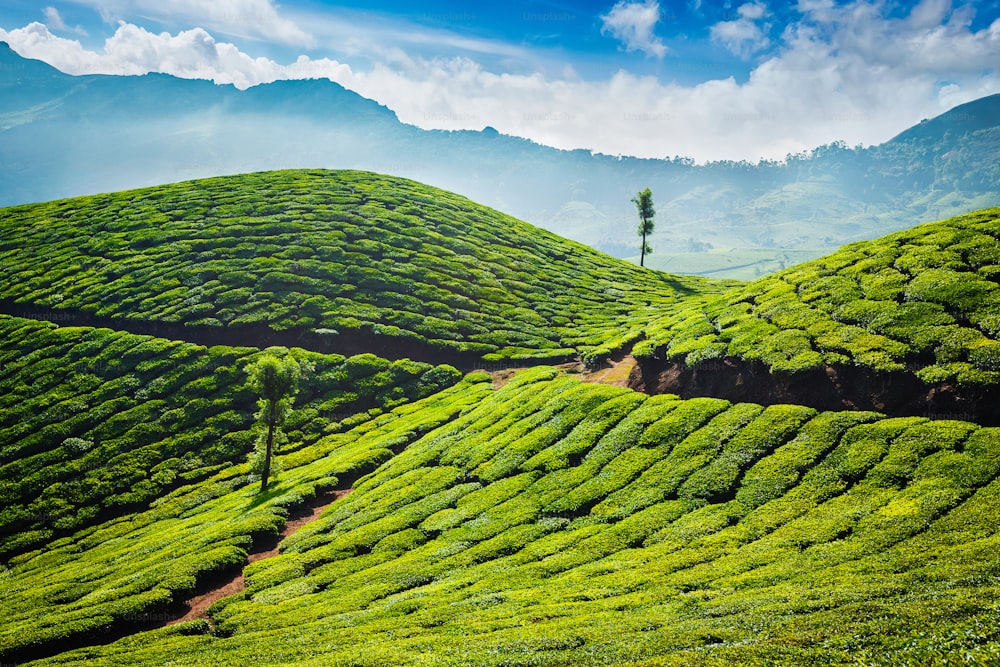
[1,0,999,162]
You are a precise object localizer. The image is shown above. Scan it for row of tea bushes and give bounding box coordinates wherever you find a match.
[638,208,1000,385]
[0,169,726,362]
[0,315,460,558]
[21,368,1000,666]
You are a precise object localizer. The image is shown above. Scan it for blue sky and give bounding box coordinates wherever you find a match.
[2,0,1000,161]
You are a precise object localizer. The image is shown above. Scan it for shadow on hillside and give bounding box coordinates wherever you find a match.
[632,356,1000,426]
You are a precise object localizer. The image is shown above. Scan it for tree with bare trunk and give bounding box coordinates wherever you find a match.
[246,350,301,493]
[632,187,655,267]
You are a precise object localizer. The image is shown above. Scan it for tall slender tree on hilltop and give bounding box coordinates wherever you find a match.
[633,187,655,267]
[246,350,301,493]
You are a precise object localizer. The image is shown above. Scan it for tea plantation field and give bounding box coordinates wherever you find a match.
[0,169,726,364]
[637,207,1000,386]
[5,172,1000,666]
[6,368,1000,666]
[0,314,460,559]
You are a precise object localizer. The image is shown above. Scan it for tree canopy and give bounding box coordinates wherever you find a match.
[246,351,302,493]
[633,187,655,267]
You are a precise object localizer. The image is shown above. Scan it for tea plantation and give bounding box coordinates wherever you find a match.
[5,172,1000,666]
[5,368,1000,665]
[0,314,461,559]
[637,208,1000,386]
[0,169,725,364]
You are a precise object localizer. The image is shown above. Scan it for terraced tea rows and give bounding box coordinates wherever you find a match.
[0,169,726,364]
[10,369,1000,666]
[637,208,1000,383]
[6,172,1000,666]
[0,374,493,663]
[0,315,460,559]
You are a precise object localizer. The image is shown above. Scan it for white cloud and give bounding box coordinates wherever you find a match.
[0,21,340,86]
[738,2,767,20]
[44,7,68,31]
[71,0,313,46]
[44,6,88,36]
[2,0,1000,163]
[711,2,770,58]
[601,0,668,58]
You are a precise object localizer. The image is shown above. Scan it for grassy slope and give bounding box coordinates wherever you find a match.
[0,315,461,559]
[7,369,1000,666]
[638,207,1000,385]
[0,169,728,363]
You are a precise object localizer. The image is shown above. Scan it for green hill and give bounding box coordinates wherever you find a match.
[5,369,1000,665]
[5,173,1000,666]
[0,315,461,559]
[0,169,726,365]
[3,41,1000,282]
[635,208,1000,419]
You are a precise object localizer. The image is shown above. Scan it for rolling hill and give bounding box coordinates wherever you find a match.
[0,314,461,560]
[0,169,725,366]
[2,43,1000,277]
[4,172,1000,665]
[4,368,1000,665]
[635,208,1000,422]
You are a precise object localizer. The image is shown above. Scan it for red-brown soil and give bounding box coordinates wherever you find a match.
[168,488,351,627]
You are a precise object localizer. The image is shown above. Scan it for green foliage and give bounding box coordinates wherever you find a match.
[7,372,1000,666]
[633,187,656,265]
[0,169,726,362]
[246,351,302,492]
[642,208,1000,384]
[0,316,461,558]
[5,174,1000,667]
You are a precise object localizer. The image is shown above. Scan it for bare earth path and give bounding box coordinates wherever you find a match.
[168,488,352,626]
[577,351,637,387]
[163,351,635,628]
[487,349,638,389]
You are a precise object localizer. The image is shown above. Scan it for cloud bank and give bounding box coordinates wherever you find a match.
[3,0,999,162]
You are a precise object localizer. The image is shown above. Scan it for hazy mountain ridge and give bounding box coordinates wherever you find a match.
[2,43,999,277]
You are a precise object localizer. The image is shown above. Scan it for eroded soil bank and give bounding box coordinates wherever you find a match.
[630,355,1000,426]
[0,300,571,372]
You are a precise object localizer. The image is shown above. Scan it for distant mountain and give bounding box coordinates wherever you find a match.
[2,42,999,277]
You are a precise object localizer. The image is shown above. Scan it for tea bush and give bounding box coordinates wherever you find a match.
[8,370,1000,665]
[639,208,1000,384]
[0,315,460,558]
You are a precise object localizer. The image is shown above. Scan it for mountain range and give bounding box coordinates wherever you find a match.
[1,42,999,278]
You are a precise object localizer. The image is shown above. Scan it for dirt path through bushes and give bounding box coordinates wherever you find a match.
[168,488,351,627]
[485,349,637,389]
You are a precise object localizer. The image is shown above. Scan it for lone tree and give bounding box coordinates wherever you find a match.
[632,187,655,267]
[246,351,301,493]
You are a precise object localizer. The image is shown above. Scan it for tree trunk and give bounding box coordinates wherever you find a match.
[260,416,276,493]
[640,228,647,267]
